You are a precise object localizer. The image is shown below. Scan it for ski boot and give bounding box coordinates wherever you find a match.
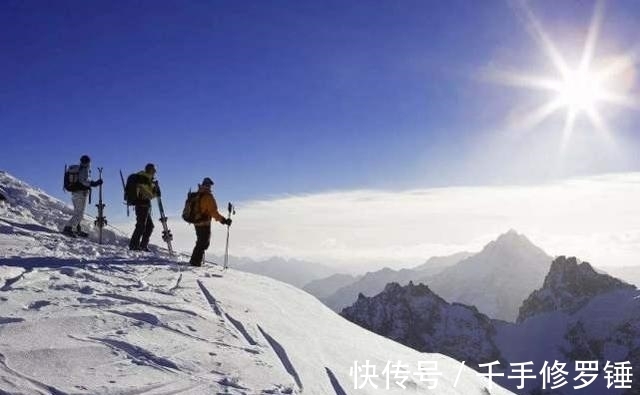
[62,226,76,238]
[76,225,89,238]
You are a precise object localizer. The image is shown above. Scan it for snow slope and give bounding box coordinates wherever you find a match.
[0,171,515,395]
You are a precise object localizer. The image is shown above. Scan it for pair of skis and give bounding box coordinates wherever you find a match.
[154,180,174,255]
[94,167,107,244]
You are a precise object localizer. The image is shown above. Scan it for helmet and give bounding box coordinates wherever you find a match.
[80,155,91,164]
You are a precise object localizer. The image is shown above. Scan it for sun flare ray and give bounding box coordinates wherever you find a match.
[561,109,578,153]
[484,70,559,92]
[496,0,637,147]
[579,0,604,73]
[517,0,570,77]
[514,98,564,131]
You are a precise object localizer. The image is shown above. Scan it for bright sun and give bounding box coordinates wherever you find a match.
[556,69,604,111]
[487,0,637,149]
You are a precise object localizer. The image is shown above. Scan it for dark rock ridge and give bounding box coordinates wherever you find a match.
[517,256,635,323]
[341,281,502,368]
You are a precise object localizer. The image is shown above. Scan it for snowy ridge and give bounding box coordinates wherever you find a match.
[0,171,516,394]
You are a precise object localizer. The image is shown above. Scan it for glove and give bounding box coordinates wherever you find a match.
[222,218,232,226]
[90,179,103,187]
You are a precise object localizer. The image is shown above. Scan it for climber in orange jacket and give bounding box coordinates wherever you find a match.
[189,177,231,266]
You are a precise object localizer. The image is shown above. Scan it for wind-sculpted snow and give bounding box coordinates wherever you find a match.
[0,171,516,394]
[0,258,519,394]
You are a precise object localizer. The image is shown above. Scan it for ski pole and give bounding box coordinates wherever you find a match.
[223,202,235,269]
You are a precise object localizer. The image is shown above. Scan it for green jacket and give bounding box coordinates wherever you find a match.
[136,171,157,202]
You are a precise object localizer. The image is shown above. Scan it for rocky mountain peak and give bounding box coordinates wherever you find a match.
[485,229,538,253]
[342,281,501,368]
[517,256,635,323]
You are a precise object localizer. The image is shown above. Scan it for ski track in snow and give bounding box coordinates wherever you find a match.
[325,367,348,395]
[224,312,258,346]
[98,292,201,317]
[257,325,303,390]
[105,309,225,346]
[197,279,261,350]
[87,337,181,371]
[197,279,223,317]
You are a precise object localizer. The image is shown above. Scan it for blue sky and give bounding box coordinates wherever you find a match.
[2,0,639,223]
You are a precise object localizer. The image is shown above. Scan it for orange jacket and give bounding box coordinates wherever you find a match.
[195,187,226,226]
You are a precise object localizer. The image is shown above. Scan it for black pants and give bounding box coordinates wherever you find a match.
[190,224,211,266]
[130,205,154,249]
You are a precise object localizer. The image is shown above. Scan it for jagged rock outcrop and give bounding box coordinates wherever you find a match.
[341,281,502,367]
[518,256,635,323]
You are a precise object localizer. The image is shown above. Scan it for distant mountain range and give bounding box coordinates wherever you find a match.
[228,256,338,288]
[311,230,552,322]
[343,255,640,395]
[310,252,471,312]
[230,229,640,328]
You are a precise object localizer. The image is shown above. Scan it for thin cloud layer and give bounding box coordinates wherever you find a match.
[144,173,640,271]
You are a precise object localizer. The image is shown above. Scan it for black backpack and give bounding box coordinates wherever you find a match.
[63,165,84,192]
[124,173,143,205]
[182,190,203,223]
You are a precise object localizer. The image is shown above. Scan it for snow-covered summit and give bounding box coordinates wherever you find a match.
[0,171,516,394]
[517,256,635,323]
[477,229,544,262]
[422,229,553,322]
